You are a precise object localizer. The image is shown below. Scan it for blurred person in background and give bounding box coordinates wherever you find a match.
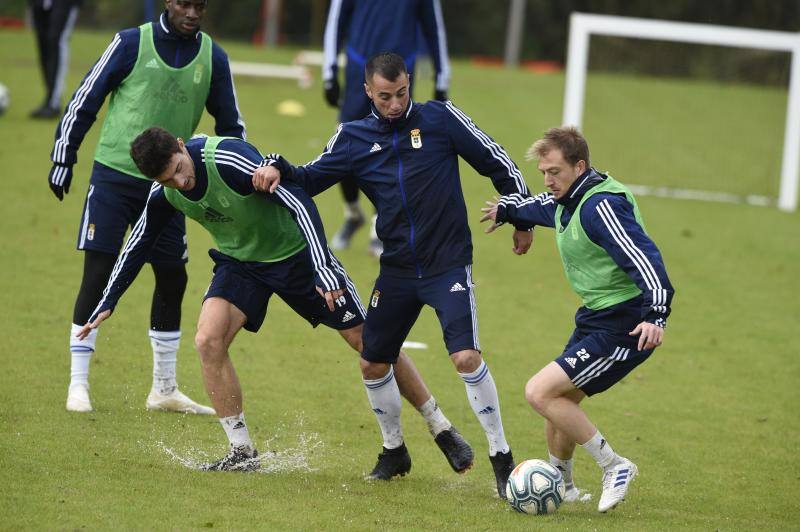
[48,0,244,415]
[322,0,450,257]
[28,0,81,119]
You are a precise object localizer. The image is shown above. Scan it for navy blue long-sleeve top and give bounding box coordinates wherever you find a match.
[272,99,530,279]
[496,168,674,327]
[323,0,450,91]
[88,137,340,323]
[51,11,245,167]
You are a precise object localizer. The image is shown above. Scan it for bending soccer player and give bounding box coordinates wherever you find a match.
[252,52,532,497]
[48,0,241,414]
[480,126,675,512]
[77,128,473,472]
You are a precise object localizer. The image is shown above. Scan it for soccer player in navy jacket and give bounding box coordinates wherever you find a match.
[481,127,674,512]
[78,128,472,472]
[322,0,450,255]
[253,52,532,498]
[48,0,242,414]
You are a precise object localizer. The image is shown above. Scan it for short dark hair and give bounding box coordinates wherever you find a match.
[130,127,181,179]
[527,126,590,167]
[365,52,408,83]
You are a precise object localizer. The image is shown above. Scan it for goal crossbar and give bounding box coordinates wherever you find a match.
[563,13,800,211]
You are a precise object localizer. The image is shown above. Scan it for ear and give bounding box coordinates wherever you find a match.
[576,159,587,174]
[177,137,185,149]
[364,82,372,100]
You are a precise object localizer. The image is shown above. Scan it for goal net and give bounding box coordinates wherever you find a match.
[563,13,800,212]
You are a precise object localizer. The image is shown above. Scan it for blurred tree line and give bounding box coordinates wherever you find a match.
[2,0,798,83]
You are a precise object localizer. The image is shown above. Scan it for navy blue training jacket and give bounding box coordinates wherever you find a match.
[323,0,450,92]
[274,99,531,279]
[50,11,245,168]
[496,168,674,327]
[88,137,343,323]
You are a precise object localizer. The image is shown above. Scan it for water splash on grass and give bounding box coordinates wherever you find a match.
[153,414,324,473]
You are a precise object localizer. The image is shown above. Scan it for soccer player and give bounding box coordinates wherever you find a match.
[480,126,675,512]
[28,0,81,119]
[322,0,450,255]
[77,128,473,472]
[48,0,243,414]
[252,52,532,497]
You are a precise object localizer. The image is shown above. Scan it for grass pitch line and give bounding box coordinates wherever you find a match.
[627,184,773,207]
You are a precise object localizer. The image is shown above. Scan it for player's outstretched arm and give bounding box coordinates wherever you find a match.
[480,197,534,254]
[76,310,112,340]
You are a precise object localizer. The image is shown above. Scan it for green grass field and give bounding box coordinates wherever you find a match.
[1,28,798,530]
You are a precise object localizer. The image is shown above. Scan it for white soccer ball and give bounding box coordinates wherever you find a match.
[505,459,565,515]
[0,83,9,116]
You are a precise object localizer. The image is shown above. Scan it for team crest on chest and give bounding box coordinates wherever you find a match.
[410,128,422,149]
[370,289,381,308]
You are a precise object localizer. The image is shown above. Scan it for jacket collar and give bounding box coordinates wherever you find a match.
[157,11,201,41]
[556,167,606,212]
[369,100,416,131]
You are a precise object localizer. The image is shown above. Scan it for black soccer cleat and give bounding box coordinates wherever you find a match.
[489,450,515,499]
[434,426,474,473]
[202,445,260,472]
[366,443,412,480]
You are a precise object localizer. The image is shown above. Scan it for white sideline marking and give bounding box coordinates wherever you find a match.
[401,341,428,350]
[229,61,311,88]
[626,184,773,207]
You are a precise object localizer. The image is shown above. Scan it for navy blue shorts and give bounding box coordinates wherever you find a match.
[555,299,655,396]
[361,265,479,363]
[77,162,187,264]
[204,248,366,333]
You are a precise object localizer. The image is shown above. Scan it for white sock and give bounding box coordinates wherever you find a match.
[369,214,379,240]
[459,360,509,456]
[363,366,404,449]
[149,329,179,395]
[549,453,574,487]
[69,323,95,390]
[580,431,618,470]
[416,396,452,436]
[220,413,253,450]
[344,201,363,220]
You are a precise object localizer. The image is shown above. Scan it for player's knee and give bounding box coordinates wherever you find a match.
[359,357,390,380]
[450,349,481,373]
[524,377,549,414]
[194,331,225,363]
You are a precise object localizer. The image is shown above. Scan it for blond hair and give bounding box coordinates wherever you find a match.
[526,126,590,167]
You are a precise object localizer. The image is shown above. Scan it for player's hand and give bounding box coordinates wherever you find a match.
[512,229,533,255]
[323,78,340,108]
[629,321,664,351]
[434,89,448,102]
[48,163,73,201]
[75,310,112,340]
[316,286,347,312]
[252,165,281,193]
[480,197,501,233]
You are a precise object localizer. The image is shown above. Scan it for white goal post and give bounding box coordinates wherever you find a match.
[563,13,800,212]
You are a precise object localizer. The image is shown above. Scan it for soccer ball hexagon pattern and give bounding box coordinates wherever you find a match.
[505,459,565,515]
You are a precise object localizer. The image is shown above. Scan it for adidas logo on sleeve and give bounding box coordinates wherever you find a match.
[369,142,382,153]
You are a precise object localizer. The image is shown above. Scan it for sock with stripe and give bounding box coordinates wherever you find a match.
[363,366,404,449]
[459,360,509,456]
[416,396,452,437]
[69,323,95,390]
[220,413,254,450]
[149,329,180,395]
[580,430,619,470]
[549,452,575,487]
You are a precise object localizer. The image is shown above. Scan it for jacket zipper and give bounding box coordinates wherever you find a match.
[393,130,422,278]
